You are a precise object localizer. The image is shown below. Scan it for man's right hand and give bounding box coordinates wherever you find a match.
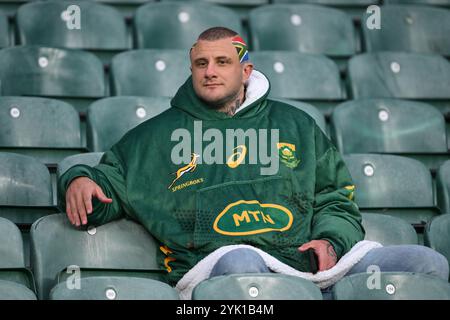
[65,177,113,227]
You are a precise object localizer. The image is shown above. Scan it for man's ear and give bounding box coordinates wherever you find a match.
[242,62,254,82]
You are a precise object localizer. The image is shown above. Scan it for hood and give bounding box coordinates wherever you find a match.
[170,70,270,120]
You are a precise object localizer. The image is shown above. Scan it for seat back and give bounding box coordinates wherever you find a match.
[17,0,129,50]
[134,2,243,49]
[50,277,179,300]
[347,52,450,99]
[192,274,323,300]
[424,214,450,279]
[436,161,450,213]
[331,98,447,154]
[251,51,345,100]
[361,213,418,245]
[362,5,450,56]
[0,46,105,98]
[249,4,356,56]
[30,214,161,299]
[333,272,450,299]
[110,49,190,97]
[87,96,171,151]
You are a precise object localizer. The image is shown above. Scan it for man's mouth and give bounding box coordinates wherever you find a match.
[204,83,222,88]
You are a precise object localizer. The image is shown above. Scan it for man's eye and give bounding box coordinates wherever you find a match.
[218,60,227,65]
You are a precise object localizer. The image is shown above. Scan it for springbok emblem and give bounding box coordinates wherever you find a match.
[168,153,200,189]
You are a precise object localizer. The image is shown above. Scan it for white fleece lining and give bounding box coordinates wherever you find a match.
[234,70,270,115]
[175,240,382,300]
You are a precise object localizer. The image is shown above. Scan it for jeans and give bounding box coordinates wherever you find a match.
[208,245,449,299]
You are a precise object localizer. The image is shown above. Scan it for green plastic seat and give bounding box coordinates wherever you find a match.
[57,152,104,180]
[424,214,450,280]
[94,0,154,18]
[0,11,10,48]
[30,214,164,300]
[361,213,418,245]
[0,97,86,166]
[249,4,356,57]
[362,5,450,56]
[0,153,58,225]
[270,98,328,136]
[134,2,243,49]
[333,272,450,299]
[436,161,450,213]
[50,276,179,300]
[0,46,105,99]
[384,0,450,6]
[16,1,129,51]
[192,274,323,300]
[0,280,37,300]
[0,217,36,294]
[348,52,450,100]
[251,51,345,116]
[87,96,171,152]
[110,49,190,97]
[343,154,437,226]
[331,99,449,172]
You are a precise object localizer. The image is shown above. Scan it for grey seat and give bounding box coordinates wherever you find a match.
[0,280,37,300]
[343,153,437,226]
[30,214,164,300]
[424,214,450,280]
[50,276,179,300]
[0,153,58,225]
[192,274,323,300]
[87,96,171,152]
[110,49,190,97]
[333,272,450,299]
[361,213,418,245]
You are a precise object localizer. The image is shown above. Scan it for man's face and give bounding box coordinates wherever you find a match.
[190,38,253,108]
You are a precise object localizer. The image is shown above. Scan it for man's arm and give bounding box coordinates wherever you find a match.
[299,124,365,271]
[58,146,132,227]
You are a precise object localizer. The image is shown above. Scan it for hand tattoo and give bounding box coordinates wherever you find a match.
[327,243,337,262]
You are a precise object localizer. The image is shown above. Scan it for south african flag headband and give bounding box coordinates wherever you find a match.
[190,35,249,64]
[231,35,249,63]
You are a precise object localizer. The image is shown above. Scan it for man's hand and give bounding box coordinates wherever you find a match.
[65,177,112,227]
[298,240,338,272]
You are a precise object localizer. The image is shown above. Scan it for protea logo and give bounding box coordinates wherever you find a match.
[213,200,294,236]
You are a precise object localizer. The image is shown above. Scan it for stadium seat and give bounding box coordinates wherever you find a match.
[50,276,179,300]
[134,2,243,49]
[16,1,130,64]
[87,96,171,152]
[0,11,10,48]
[93,0,153,18]
[57,152,104,180]
[0,46,106,114]
[343,154,438,226]
[192,274,323,300]
[331,98,449,172]
[0,97,86,166]
[0,153,58,226]
[384,0,450,7]
[361,5,450,57]
[271,0,379,20]
[361,213,418,245]
[30,214,164,300]
[424,214,450,280]
[249,4,356,72]
[0,0,26,17]
[270,98,328,136]
[0,217,36,296]
[436,161,450,213]
[333,272,450,299]
[110,49,190,97]
[251,51,345,116]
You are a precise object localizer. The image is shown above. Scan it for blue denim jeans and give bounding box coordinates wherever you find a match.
[208,245,449,299]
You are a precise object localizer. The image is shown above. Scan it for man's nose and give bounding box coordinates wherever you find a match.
[205,63,217,78]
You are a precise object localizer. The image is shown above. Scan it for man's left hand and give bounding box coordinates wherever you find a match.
[298,240,338,272]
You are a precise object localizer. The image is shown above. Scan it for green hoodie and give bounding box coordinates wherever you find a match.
[59,71,364,285]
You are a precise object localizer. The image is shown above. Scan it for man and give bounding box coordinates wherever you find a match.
[59,27,448,295]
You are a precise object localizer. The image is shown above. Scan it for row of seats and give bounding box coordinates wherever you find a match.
[0,46,449,117]
[1,97,449,170]
[0,1,449,59]
[0,213,449,299]
[2,151,450,227]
